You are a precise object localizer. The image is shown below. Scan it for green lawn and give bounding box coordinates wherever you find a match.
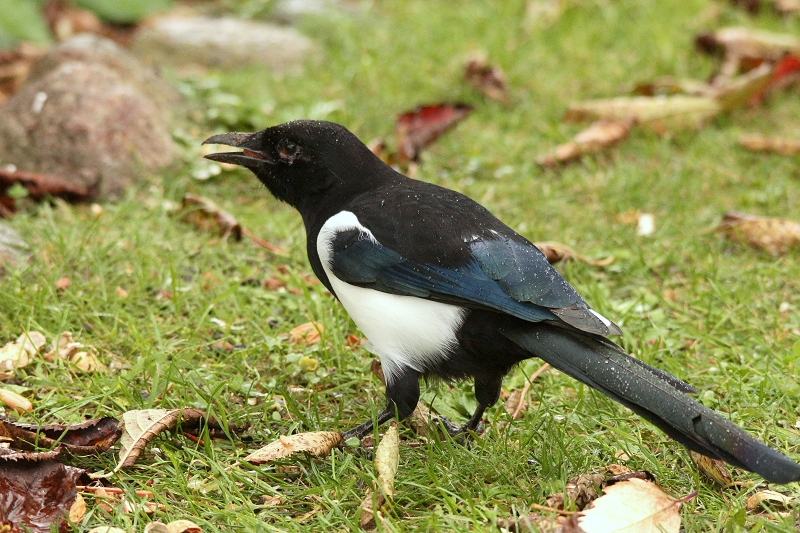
[2,0,800,531]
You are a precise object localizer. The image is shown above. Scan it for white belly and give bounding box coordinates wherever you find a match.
[317,211,466,384]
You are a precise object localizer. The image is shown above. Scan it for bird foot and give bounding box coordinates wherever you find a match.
[435,415,484,445]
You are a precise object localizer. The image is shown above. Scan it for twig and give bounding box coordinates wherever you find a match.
[529,502,577,516]
[511,362,551,420]
[241,227,288,255]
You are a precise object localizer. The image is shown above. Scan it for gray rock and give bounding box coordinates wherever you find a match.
[131,16,317,72]
[0,61,178,199]
[271,0,350,24]
[0,223,30,273]
[27,34,183,121]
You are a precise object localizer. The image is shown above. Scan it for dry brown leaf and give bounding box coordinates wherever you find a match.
[358,487,385,531]
[69,492,87,524]
[690,451,732,486]
[144,522,171,533]
[630,77,715,97]
[745,489,795,511]
[496,512,576,533]
[503,389,528,419]
[288,321,324,345]
[740,134,800,154]
[696,27,800,62]
[71,351,102,373]
[181,194,242,241]
[578,478,681,533]
[405,401,434,438]
[0,388,32,413]
[565,473,605,510]
[243,431,342,465]
[0,336,33,380]
[375,421,400,500]
[0,447,86,533]
[534,242,615,267]
[3,416,121,454]
[87,527,127,533]
[165,519,203,533]
[713,62,774,110]
[370,358,385,384]
[116,408,214,470]
[719,211,800,254]
[565,96,721,134]
[43,331,82,362]
[464,53,509,103]
[536,119,635,167]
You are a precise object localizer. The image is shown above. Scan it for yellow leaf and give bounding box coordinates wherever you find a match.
[375,421,400,500]
[578,478,681,533]
[243,431,342,464]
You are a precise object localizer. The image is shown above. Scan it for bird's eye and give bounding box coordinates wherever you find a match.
[278,140,300,162]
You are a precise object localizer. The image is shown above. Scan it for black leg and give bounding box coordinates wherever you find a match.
[341,365,420,441]
[437,373,503,438]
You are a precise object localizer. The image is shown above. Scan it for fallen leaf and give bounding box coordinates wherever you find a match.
[565,95,721,134]
[71,351,102,373]
[745,489,795,511]
[523,0,568,31]
[55,277,71,290]
[690,451,732,486]
[565,473,605,510]
[288,322,324,345]
[298,355,319,372]
[115,286,129,298]
[43,0,103,41]
[496,513,575,533]
[370,358,385,384]
[0,388,32,413]
[739,134,800,155]
[630,77,715,97]
[43,331,82,362]
[534,242,615,267]
[116,408,220,470]
[87,527,127,533]
[773,0,800,15]
[181,194,242,241]
[243,431,342,464]
[536,119,635,167]
[69,492,87,524]
[144,522,170,533]
[696,27,800,62]
[0,447,86,533]
[0,336,33,380]
[375,421,400,500]
[713,62,773,110]
[1,416,121,454]
[0,167,97,211]
[578,478,681,533]
[503,389,528,419]
[165,519,203,533]
[464,53,509,103]
[358,487,385,530]
[395,103,473,163]
[719,211,800,254]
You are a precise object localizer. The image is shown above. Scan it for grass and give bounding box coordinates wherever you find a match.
[1,0,800,530]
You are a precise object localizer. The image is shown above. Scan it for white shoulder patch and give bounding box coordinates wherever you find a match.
[316,211,467,384]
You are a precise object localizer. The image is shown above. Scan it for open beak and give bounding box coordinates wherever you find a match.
[202,132,275,166]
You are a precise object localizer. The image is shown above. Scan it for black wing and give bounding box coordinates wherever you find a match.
[327,227,619,335]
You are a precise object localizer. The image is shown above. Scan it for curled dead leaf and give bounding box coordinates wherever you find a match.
[464,53,509,103]
[534,241,615,267]
[43,331,82,362]
[565,95,720,134]
[181,194,242,241]
[719,211,800,254]
[690,451,732,486]
[289,322,324,345]
[745,489,795,512]
[243,431,343,464]
[740,134,800,155]
[0,388,32,413]
[375,421,400,500]
[503,389,528,419]
[578,478,682,533]
[2,416,121,454]
[536,119,635,167]
[395,103,473,163]
[69,493,87,524]
[116,408,219,470]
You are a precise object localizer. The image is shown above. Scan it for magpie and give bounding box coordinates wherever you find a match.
[204,120,800,483]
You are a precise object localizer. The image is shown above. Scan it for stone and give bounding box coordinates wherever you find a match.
[26,34,182,120]
[130,16,317,73]
[0,60,178,199]
[0,222,30,272]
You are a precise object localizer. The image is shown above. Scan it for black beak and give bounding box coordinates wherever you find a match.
[202,132,275,166]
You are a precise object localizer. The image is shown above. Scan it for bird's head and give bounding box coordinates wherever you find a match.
[203,120,390,211]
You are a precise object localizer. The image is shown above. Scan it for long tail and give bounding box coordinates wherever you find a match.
[502,324,800,484]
